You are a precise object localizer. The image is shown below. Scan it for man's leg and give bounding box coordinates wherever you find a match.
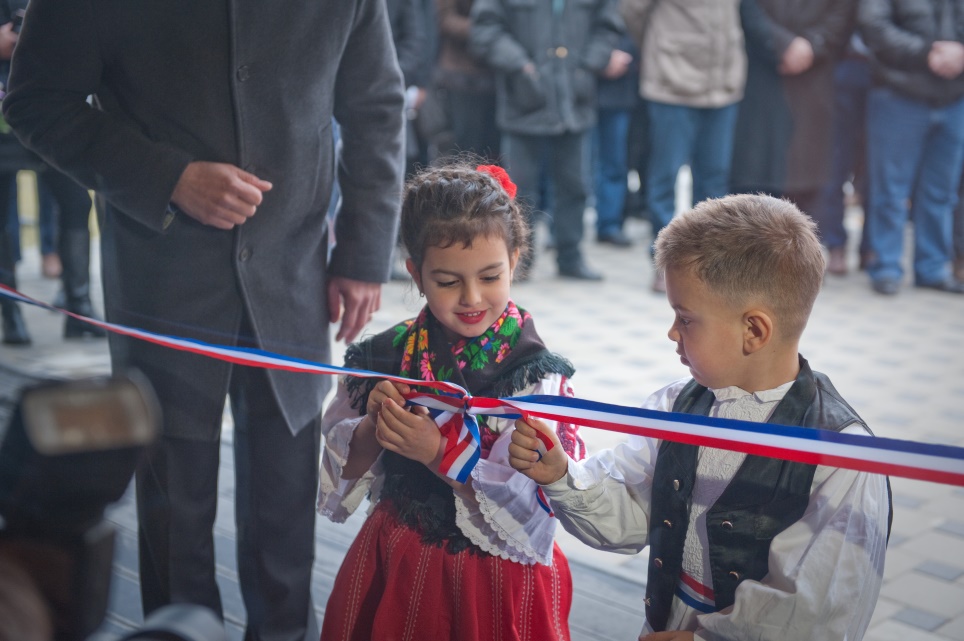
[231,363,321,641]
[865,88,928,289]
[909,96,964,287]
[551,130,600,278]
[645,101,697,254]
[690,102,738,205]
[136,431,223,617]
[502,132,546,276]
[593,107,632,242]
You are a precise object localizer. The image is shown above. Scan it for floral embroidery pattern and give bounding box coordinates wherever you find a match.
[394,303,530,385]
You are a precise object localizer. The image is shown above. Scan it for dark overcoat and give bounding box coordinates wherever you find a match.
[3,0,406,438]
[469,0,622,136]
[731,0,855,194]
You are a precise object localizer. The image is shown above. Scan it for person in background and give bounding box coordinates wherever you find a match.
[592,34,637,248]
[859,0,964,295]
[470,0,622,281]
[435,0,501,161]
[731,0,856,277]
[620,0,747,293]
[811,33,875,276]
[3,2,405,639]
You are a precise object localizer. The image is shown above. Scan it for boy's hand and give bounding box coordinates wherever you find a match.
[639,632,695,641]
[374,397,442,467]
[509,417,568,485]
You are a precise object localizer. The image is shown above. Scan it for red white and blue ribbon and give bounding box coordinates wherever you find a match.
[4,284,964,489]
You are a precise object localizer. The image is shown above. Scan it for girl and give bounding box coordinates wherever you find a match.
[318,161,584,641]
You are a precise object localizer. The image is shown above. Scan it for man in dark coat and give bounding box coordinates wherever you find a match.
[731,0,856,225]
[470,0,622,280]
[858,0,964,295]
[2,2,405,639]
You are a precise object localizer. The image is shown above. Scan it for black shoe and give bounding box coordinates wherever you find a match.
[871,278,900,296]
[1,302,32,346]
[915,278,964,294]
[598,230,633,247]
[559,261,603,281]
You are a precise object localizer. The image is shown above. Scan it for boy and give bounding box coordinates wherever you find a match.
[510,194,891,641]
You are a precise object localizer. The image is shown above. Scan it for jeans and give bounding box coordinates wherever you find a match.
[592,108,631,237]
[503,131,589,269]
[866,88,964,284]
[645,100,738,253]
[813,58,872,250]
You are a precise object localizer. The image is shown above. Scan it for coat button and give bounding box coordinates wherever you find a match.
[239,247,251,261]
[653,557,663,569]
[721,520,733,530]
[729,570,741,580]
[673,479,680,491]
[662,519,673,528]
[555,46,568,58]
[236,65,250,81]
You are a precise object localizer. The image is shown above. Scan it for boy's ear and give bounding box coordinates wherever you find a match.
[743,309,774,354]
[405,258,422,292]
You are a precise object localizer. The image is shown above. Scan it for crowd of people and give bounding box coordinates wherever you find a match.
[0,0,957,640]
[390,0,964,294]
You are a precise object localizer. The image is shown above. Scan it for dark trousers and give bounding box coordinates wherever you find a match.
[446,88,501,162]
[136,357,321,641]
[502,131,589,270]
[812,58,872,251]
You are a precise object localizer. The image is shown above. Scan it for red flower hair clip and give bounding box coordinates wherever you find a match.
[476,164,517,200]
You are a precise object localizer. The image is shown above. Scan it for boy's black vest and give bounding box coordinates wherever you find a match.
[645,357,892,631]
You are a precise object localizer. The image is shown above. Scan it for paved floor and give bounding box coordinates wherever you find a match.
[3,205,964,640]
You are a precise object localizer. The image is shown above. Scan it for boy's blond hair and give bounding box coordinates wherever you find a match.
[654,194,825,341]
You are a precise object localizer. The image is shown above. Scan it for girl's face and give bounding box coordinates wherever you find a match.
[664,265,749,390]
[408,234,520,341]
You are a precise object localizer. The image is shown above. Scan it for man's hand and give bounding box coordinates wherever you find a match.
[374,397,442,467]
[602,49,633,80]
[170,161,272,230]
[327,276,381,343]
[640,632,695,641]
[929,41,964,79]
[779,36,814,75]
[508,417,568,485]
[0,23,18,61]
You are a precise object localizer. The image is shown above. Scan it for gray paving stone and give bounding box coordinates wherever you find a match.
[917,560,964,582]
[893,607,948,632]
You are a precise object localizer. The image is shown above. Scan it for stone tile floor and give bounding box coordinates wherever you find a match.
[3,207,964,640]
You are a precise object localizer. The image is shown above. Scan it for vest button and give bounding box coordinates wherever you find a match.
[653,557,663,569]
[663,519,673,528]
[239,247,252,262]
[721,520,733,530]
[729,570,741,580]
[672,479,680,491]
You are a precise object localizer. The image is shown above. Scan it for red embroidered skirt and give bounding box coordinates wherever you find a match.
[321,502,573,641]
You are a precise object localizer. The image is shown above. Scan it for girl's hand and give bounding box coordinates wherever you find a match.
[639,632,695,641]
[374,397,442,467]
[366,380,409,424]
[508,417,568,485]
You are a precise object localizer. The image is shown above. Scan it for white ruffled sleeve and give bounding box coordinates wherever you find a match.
[452,372,573,566]
[316,378,384,522]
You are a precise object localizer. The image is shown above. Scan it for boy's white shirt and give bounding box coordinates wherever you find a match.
[542,377,890,641]
[317,372,572,566]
